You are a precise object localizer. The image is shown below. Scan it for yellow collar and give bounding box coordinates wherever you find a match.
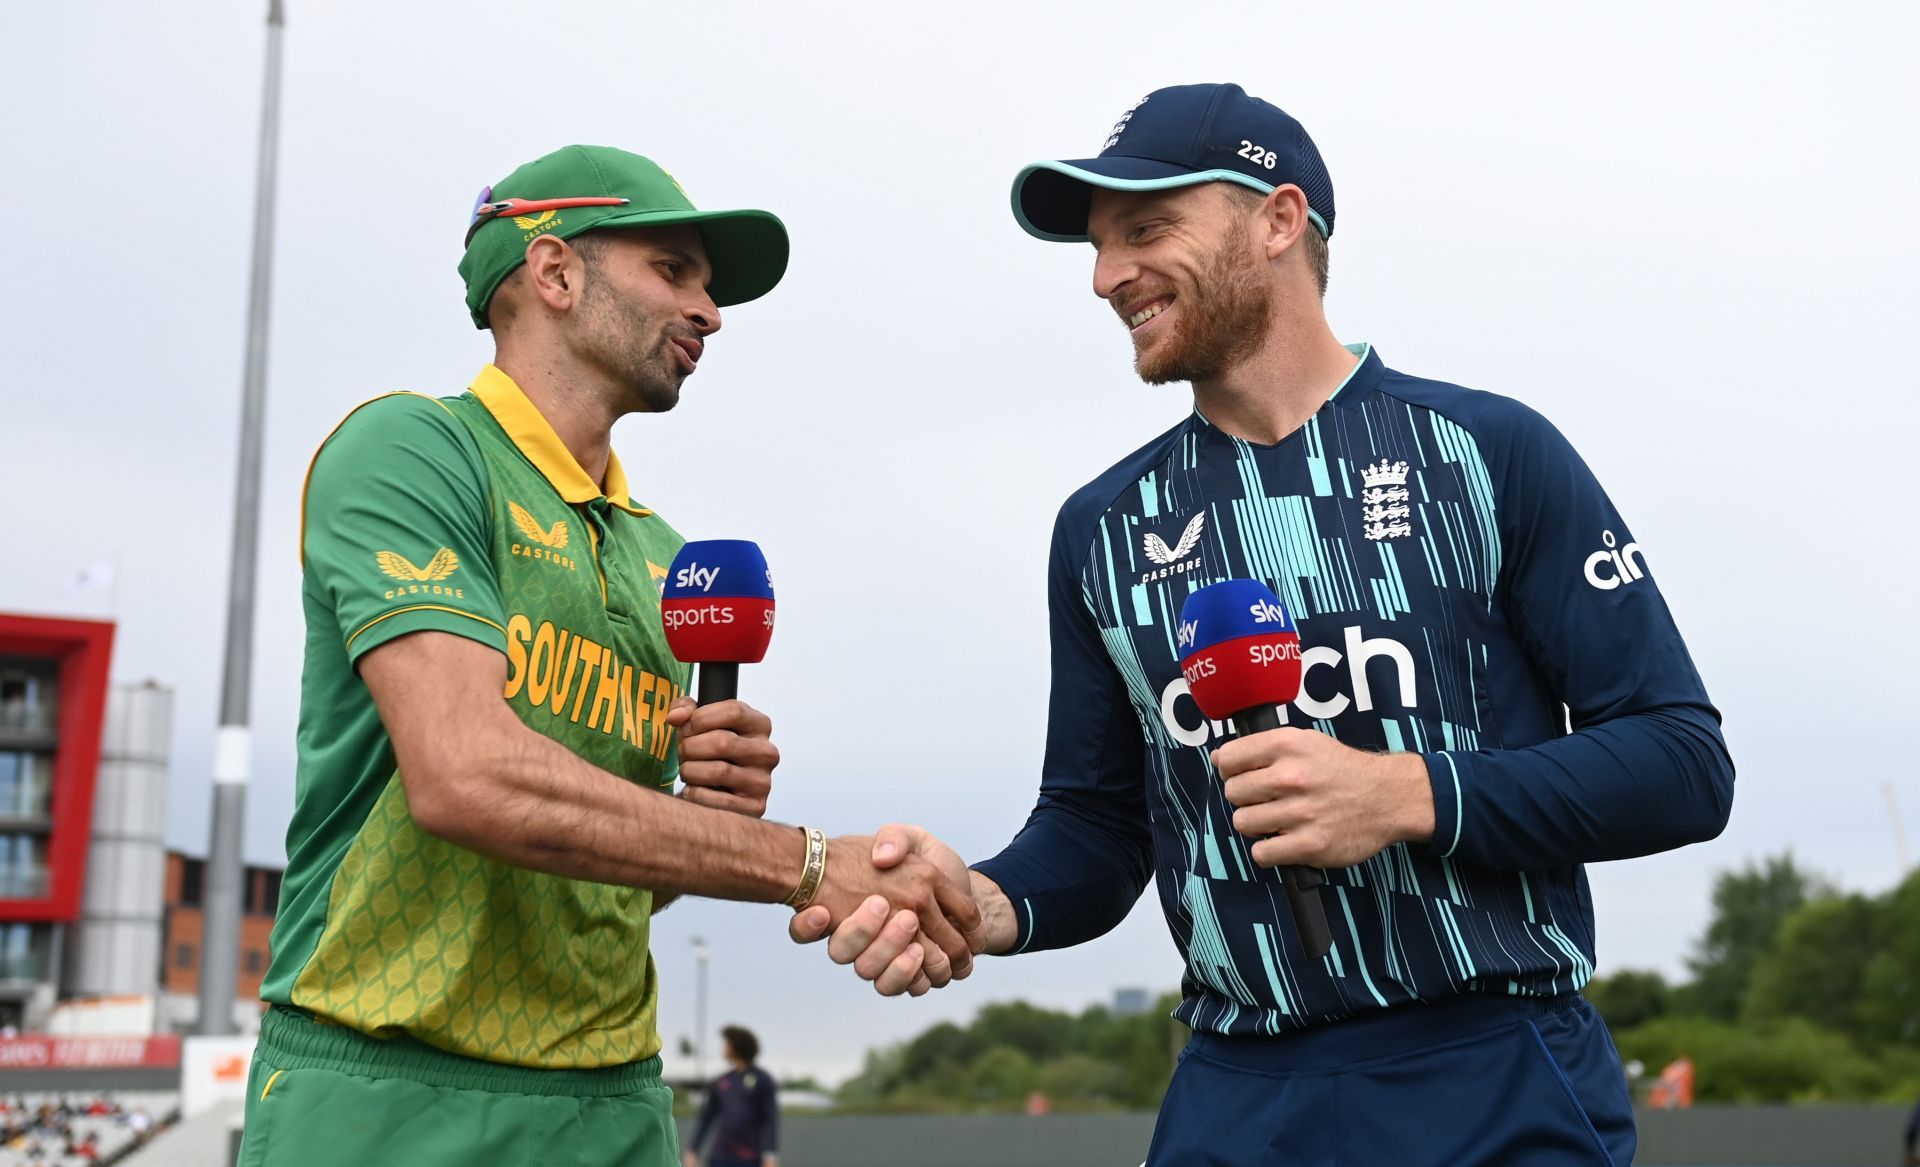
[469,365,651,517]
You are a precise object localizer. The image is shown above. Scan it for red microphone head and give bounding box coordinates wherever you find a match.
[1176,579,1302,720]
[661,540,775,664]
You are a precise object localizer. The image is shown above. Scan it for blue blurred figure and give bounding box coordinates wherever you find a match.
[684,1027,779,1167]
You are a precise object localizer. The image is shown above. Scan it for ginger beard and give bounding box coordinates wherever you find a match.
[1131,224,1274,386]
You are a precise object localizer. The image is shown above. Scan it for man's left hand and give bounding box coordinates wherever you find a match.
[1213,728,1434,868]
[669,697,778,817]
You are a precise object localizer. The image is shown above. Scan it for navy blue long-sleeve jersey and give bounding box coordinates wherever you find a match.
[689,1066,778,1162]
[973,345,1734,1037]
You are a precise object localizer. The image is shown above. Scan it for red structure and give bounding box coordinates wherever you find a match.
[0,615,115,925]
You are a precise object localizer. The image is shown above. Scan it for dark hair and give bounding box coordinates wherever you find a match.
[486,233,611,330]
[721,1025,759,1064]
[569,232,610,272]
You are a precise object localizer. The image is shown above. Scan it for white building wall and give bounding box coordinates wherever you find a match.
[62,681,170,1002]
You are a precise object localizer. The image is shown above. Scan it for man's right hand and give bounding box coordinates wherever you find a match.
[803,833,982,990]
[791,825,1016,995]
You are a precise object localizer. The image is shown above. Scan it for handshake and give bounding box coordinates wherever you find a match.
[672,699,1011,997]
[786,825,1009,997]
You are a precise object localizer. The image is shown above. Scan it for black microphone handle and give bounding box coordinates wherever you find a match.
[696,662,739,705]
[1235,703,1334,960]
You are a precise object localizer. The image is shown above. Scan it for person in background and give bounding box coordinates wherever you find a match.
[684,1026,779,1167]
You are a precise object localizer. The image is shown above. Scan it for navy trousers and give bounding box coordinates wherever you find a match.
[1147,995,1635,1166]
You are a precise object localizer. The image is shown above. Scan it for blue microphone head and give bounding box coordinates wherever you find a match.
[1177,578,1295,653]
[662,539,774,601]
[662,540,775,663]
[1176,579,1301,719]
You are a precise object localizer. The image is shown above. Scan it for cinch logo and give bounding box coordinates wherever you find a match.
[1157,625,1418,747]
[508,501,578,572]
[1140,512,1205,584]
[1584,530,1647,590]
[1359,459,1413,541]
[515,210,561,240]
[376,548,465,601]
[673,563,720,592]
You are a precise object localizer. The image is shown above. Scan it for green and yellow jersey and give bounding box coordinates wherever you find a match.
[262,365,690,1070]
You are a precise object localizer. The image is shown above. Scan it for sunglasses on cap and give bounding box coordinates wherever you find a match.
[464,188,631,245]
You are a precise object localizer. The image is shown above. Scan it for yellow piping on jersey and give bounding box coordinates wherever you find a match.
[298,392,458,568]
[346,605,506,654]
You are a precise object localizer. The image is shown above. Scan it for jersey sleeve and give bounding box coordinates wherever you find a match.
[759,1072,780,1153]
[689,1079,719,1152]
[971,499,1155,954]
[1422,400,1734,869]
[302,394,508,663]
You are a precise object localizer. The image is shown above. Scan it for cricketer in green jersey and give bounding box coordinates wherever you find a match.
[238,146,983,1167]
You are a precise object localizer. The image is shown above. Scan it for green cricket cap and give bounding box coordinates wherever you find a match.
[458,144,789,329]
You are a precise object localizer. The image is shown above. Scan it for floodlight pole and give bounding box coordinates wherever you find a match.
[198,0,286,1036]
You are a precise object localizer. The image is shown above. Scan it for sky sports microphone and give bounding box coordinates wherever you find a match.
[661,540,775,705]
[1177,579,1333,959]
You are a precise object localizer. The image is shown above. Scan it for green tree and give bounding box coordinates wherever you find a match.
[971,1001,1079,1064]
[1741,892,1881,1040]
[964,1045,1042,1103]
[898,1021,986,1087]
[835,1042,908,1109]
[1686,853,1831,1020]
[1855,869,1920,1049]
[1040,1053,1130,1107]
[1614,1015,1890,1103]
[1585,969,1670,1030]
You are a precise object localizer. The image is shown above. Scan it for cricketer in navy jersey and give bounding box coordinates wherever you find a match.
[972,339,1732,1034]
[792,82,1732,1165]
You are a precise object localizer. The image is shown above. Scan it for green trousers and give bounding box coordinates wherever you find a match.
[239,1007,677,1167]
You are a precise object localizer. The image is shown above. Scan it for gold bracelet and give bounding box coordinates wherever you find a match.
[785,826,827,909]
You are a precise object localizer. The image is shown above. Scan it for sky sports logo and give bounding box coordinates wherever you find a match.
[673,563,721,593]
[1179,639,1301,685]
[660,601,776,631]
[670,560,776,595]
[1177,599,1291,651]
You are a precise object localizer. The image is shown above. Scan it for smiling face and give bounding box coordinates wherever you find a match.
[569,224,721,414]
[1087,183,1274,386]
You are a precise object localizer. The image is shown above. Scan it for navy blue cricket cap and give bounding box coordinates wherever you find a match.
[1012,83,1335,243]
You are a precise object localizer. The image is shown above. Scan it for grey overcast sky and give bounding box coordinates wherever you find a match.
[3,0,1917,1084]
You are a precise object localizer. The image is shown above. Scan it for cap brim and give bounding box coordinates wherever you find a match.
[1012,159,1314,243]
[592,206,789,307]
